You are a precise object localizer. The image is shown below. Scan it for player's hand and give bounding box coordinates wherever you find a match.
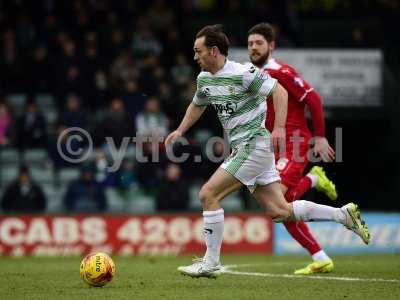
[165,129,183,148]
[271,126,286,156]
[313,136,335,162]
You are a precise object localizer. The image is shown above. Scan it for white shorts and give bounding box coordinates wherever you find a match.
[221,141,280,193]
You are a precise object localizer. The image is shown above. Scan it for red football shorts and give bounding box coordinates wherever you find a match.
[275,142,309,189]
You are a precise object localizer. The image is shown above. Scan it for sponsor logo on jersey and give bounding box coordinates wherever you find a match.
[212,102,236,116]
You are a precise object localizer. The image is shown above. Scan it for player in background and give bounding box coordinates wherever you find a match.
[165,24,370,279]
[248,23,337,275]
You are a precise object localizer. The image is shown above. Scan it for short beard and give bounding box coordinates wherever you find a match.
[250,50,270,68]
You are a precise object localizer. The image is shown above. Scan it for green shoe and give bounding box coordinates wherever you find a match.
[294,260,334,275]
[341,203,371,245]
[310,166,338,200]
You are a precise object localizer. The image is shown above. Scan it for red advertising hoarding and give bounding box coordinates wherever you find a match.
[0,214,273,256]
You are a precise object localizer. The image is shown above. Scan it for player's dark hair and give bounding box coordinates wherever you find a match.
[196,24,230,56]
[248,23,275,43]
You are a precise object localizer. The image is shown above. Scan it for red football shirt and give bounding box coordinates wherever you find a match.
[263,58,325,145]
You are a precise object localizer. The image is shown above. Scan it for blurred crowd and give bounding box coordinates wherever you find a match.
[0,0,294,213]
[0,0,395,213]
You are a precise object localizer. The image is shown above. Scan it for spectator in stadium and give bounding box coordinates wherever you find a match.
[15,101,47,152]
[93,70,111,107]
[81,44,101,92]
[135,96,169,139]
[161,27,181,68]
[27,44,54,93]
[0,100,12,146]
[93,149,115,187]
[60,39,80,69]
[106,29,126,62]
[114,159,139,200]
[110,51,137,91]
[170,53,193,86]
[136,141,166,192]
[38,15,60,47]
[95,97,133,148]
[147,0,175,32]
[58,94,88,129]
[62,65,84,98]
[64,164,107,212]
[15,12,35,50]
[137,55,163,95]
[1,165,47,213]
[54,37,84,100]
[158,81,172,105]
[120,80,146,120]
[1,29,22,92]
[156,163,189,211]
[131,20,162,57]
[158,81,181,125]
[47,123,84,181]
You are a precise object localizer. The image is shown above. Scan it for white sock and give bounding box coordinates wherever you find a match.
[292,200,346,223]
[312,250,330,262]
[306,174,318,188]
[203,208,224,265]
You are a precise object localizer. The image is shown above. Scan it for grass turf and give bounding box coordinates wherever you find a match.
[0,254,399,300]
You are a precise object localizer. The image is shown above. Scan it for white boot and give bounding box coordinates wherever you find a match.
[178,257,222,278]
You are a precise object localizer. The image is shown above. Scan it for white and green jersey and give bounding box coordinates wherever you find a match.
[192,60,277,148]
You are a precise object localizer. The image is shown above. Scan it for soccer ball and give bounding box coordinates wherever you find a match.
[80,252,116,287]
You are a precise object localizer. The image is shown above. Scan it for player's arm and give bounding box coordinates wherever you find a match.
[165,85,208,147]
[271,82,288,153]
[304,90,335,162]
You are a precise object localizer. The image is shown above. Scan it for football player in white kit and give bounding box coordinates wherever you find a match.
[165,24,370,278]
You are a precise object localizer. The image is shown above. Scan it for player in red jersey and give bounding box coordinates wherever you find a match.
[248,23,337,274]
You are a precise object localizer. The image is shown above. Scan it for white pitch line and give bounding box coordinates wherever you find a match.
[221,266,400,284]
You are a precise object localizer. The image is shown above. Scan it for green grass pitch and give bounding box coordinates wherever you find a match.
[0,254,399,300]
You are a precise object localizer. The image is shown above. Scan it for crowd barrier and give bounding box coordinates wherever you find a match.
[0,213,272,256]
[0,213,398,256]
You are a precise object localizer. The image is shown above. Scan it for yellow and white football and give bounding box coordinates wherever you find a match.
[80,252,116,287]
